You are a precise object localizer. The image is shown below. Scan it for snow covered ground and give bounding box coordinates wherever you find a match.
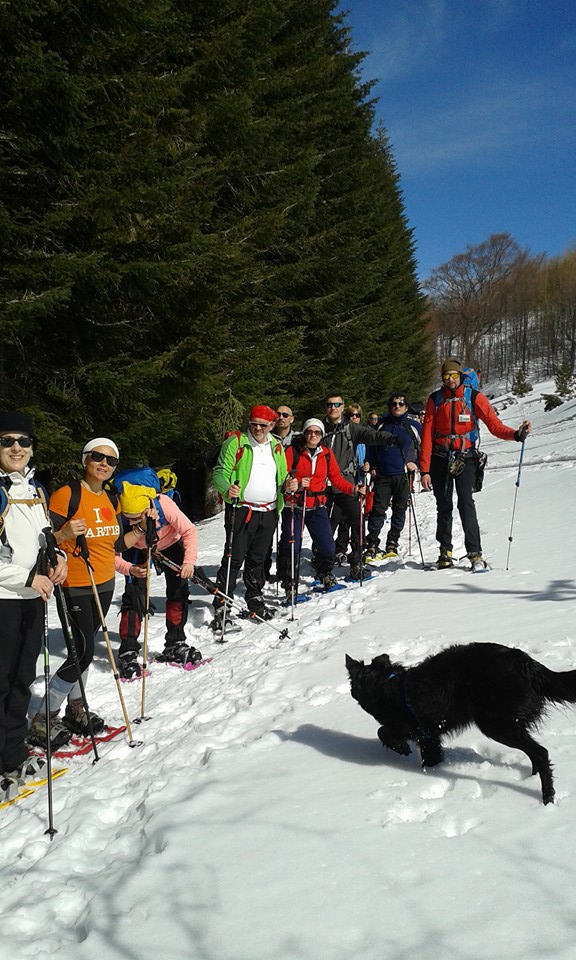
[2,381,576,960]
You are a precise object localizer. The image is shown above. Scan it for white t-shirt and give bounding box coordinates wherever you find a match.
[242,434,278,511]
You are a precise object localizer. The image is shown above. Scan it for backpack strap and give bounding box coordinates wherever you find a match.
[64,479,119,521]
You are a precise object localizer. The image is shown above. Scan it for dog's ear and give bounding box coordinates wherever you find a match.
[371,653,394,672]
[345,654,363,674]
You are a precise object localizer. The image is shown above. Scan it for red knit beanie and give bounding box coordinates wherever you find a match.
[250,405,278,422]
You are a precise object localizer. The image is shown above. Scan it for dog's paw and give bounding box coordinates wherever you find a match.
[420,742,445,768]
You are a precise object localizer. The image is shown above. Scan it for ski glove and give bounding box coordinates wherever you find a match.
[515,426,529,442]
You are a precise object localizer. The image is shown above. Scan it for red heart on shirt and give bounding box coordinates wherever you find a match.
[101,508,114,522]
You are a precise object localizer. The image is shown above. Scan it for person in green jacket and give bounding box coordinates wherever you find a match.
[211,405,288,627]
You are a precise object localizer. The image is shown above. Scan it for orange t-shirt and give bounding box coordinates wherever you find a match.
[49,484,121,588]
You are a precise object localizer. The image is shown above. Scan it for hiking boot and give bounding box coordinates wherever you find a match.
[348,565,372,581]
[384,542,399,558]
[28,712,72,750]
[468,552,487,572]
[210,606,234,632]
[282,580,296,601]
[437,546,453,569]
[64,698,106,736]
[363,545,379,560]
[334,551,347,566]
[321,572,338,590]
[157,641,203,666]
[245,602,276,621]
[118,650,142,681]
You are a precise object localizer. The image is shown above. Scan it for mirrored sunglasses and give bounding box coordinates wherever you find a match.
[442,371,460,380]
[326,401,343,408]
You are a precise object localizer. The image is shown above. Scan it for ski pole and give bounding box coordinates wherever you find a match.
[153,552,289,639]
[506,440,526,571]
[137,516,157,723]
[408,474,413,556]
[401,460,427,570]
[289,496,296,621]
[219,497,238,643]
[358,488,365,586]
[44,530,100,764]
[39,532,57,839]
[74,536,142,747]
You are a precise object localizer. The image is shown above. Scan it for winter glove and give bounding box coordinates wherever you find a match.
[515,425,529,442]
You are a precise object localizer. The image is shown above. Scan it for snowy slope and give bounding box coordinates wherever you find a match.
[2,381,576,960]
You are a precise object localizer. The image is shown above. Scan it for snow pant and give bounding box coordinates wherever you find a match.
[0,597,44,772]
[430,452,481,555]
[367,473,410,548]
[43,584,113,713]
[325,490,361,567]
[277,505,336,584]
[119,539,189,655]
[214,505,277,612]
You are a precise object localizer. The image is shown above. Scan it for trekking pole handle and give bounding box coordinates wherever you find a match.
[43,527,59,569]
[75,533,91,563]
[145,516,158,548]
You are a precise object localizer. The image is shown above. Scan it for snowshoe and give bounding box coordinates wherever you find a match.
[156,641,203,666]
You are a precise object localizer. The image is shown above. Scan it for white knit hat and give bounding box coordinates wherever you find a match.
[82,437,120,464]
[302,418,325,437]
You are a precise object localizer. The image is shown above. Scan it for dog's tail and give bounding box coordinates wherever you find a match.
[541,666,576,705]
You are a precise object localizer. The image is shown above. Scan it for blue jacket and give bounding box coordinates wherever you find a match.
[367,413,419,475]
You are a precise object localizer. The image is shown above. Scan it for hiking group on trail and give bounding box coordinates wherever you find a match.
[0,360,531,808]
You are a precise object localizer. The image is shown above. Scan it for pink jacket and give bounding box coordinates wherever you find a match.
[115,495,197,575]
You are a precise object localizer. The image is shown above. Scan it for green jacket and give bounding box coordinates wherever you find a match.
[213,432,288,513]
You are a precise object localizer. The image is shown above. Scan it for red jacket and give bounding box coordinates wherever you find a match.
[420,386,516,473]
[285,442,354,509]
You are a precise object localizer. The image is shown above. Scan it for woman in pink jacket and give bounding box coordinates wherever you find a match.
[115,485,201,677]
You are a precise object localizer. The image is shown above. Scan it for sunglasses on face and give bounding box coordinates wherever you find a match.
[390,401,407,408]
[442,372,460,381]
[249,421,269,429]
[305,430,322,436]
[276,411,291,418]
[0,435,33,448]
[326,401,343,408]
[88,451,119,466]
[368,416,379,422]
[349,412,361,418]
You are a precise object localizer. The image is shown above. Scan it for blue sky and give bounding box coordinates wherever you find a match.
[337,0,576,279]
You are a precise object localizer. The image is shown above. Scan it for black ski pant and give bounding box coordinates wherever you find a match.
[326,490,361,567]
[119,539,189,655]
[55,585,114,684]
[0,597,44,773]
[214,505,277,612]
[430,452,481,555]
[367,473,410,548]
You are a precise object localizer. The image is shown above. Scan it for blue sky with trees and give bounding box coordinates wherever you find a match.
[338,0,576,278]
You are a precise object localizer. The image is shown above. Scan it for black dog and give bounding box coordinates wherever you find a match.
[346,642,576,804]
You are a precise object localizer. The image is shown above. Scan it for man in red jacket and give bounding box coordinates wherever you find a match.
[420,359,531,570]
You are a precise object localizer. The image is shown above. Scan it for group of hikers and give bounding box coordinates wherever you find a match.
[0,357,530,803]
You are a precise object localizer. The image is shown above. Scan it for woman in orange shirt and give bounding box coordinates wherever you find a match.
[29,438,150,749]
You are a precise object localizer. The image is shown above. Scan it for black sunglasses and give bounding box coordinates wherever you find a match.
[0,435,33,448]
[390,401,407,408]
[276,411,291,418]
[326,401,343,408]
[88,451,119,466]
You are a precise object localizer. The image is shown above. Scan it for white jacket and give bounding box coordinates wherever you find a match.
[0,469,50,600]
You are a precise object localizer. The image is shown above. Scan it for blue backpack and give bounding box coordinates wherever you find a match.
[113,467,168,528]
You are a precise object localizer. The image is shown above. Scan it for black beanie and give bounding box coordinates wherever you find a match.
[0,411,36,438]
